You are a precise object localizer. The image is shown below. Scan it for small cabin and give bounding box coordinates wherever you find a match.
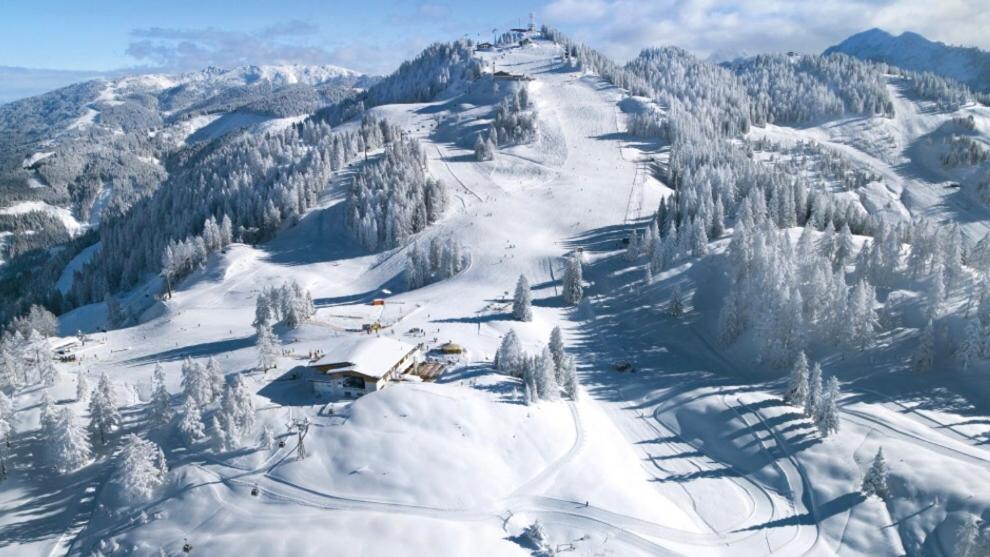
[371,299,386,306]
[309,337,422,398]
[493,70,531,82]
[439,341,463,354]
[477,42,494,50]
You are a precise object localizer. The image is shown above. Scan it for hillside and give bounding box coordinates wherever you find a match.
[825,28,990,93]
[2,29,990,557]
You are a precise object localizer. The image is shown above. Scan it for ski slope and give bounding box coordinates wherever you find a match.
[4,39,990,556]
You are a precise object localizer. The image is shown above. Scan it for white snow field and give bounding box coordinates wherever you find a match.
[3,39,990,557]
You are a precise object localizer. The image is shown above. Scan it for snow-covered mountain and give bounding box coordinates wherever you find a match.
[0,62,375,303]
[825,28,990,92]
[2,26,990,557]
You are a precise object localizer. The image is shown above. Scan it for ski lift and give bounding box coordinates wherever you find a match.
[251,485,259,497]
[182,538,193,553]
[278,439,286,449]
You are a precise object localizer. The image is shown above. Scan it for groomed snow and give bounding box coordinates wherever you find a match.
[5,38,990,557]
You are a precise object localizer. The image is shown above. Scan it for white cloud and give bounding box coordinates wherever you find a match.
[540,0,990,62]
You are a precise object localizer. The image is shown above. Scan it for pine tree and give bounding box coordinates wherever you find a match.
[718,288,745,346]
[88,374,121,448]
[76,371,89,403]
[958,317,982,369]
[562,257,583,305]
[494,330,523,377]
[117,434,167,502]
[512,274,533,322]
[535,348,559,401]
[785,352,810,407]
[210,415,230,451]
[180,358,210,406]
[861,447,890,500]
[624,231,641,261]
[0,391,14,445]
[847,280,877,350]
[817,376,841,437]
[205,357,225,400]
[913,320,935,372]
[548,326,565,376]
[805,363,823,418]
[522,355,538,404]
[35,343,56,387]
[178,396,206,445]
[668,284,686,317]
[560,354,579,400]
[930,269,946,320]
[690,217,709,257]
[51,406,91,472]
[219,374,255,443]
[835,223,855,268]
[256,320,278,371]
[150,363,173,427]
[259,426,275,450]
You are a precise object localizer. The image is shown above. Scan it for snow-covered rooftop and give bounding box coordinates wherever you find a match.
[313,336,417,378]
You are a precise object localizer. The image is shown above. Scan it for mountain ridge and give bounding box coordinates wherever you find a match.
[824,27,990,92]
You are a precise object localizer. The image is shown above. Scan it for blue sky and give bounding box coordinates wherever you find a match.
[1,0,989,101]
[0,1,539,74]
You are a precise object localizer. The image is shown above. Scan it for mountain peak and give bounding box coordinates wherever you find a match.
[824,28,990,92]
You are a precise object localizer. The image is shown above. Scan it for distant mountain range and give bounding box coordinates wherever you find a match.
[0,62,375,269]
[825,28,990,92]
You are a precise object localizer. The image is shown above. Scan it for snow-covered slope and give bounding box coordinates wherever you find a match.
[825,28,990,92]
[4,35,990,557]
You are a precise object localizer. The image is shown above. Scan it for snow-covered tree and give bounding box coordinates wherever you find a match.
[548,326,564,374]
[861,447,890,500]
[346,138,448,251]
[535,348,559,401]
[210,415,230,452]
[958,317,982,369]
[0,391,14,445]
[845,280,878,350]
[258,426,275,450]
[474,133,495,161]
[718,288,745,346]
[805,363,823,418]
[256,320,278,371]
[219,374,255,444]
[178,396,206,445]
[913,320,935,373]
[560,354,579,400]
[51,406,91,472]
[668,284,686,317]
[405,237,469,289]
[205,357,225,400]
[116,434,167,502]
[76,371,89,403]
[785,352,810,407]
[512,275,533,322]
[149,363,173,427]
[562,256,583,305]
[180,358,210,406]
[88,374,121,448]
[816,376,841,437]
[34,341,57,387]
[521,355,539,405]
[494,330,523,377]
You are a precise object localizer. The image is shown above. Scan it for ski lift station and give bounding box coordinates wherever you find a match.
[308,336,422,398]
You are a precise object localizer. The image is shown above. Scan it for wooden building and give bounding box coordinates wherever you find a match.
[309,337,422,398]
